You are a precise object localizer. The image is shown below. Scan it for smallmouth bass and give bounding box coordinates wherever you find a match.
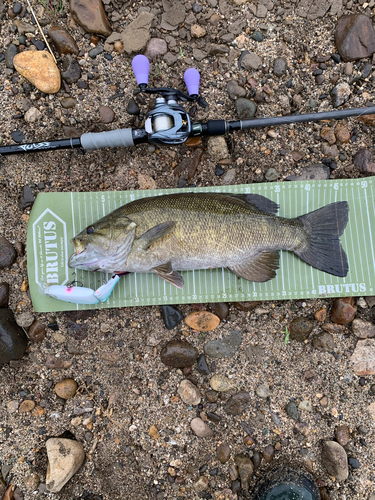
[68,192,349,288]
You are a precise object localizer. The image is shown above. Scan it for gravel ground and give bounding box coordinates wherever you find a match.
[1,0,375,498]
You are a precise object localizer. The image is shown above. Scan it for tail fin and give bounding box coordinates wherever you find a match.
[295,201,349,277]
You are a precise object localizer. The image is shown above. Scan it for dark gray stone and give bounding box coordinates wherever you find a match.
[235,98,257,120]
[161,305,183,329]
[0,308,28,364]
[5,43,18,69]
[0,236,17,269]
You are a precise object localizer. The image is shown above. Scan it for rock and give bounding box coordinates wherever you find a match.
[240,52,262,70]
[161,305,183,329]
[234,454,254,490]
[20,185,35,209]
[235,98,257,120]
[149,425,159,439]
[368,401,375,420]
[61,98,77,109]
[222,169,235,184]
[99,105,115,123]
[209,44,229,55]
[351,339,375,375]
[209,302,229,320]
[45,354,73,370]
[16,312,34,328]
[320,126,336,144]
[190,417,213,437]
[312,332,335,351]
[160,0,185,30]
[127,99,140,115]
[210,374,235,392]
[5,43,18,69]
[0,236,17,268]
[70,0,112,36]
[335,424,350,446]
[207,136,229,160]
[28,320,46,342]
[289,317,314,342]
[204,330,242,358]
[24,473,40,491]
[0,309,28,364]
[0,282,9,307]
[335,14,375,62]
[48,26,79,55]
[144,38,168,59]
[331,297,357,324]
[331,82,351,108]
[160,339,198,367]
[19,399,36,413]
[285,401,299,421]
[55,379,78,400]
[121,12,154,55]
[273,57,288,76]
[217,442,231,463]
[24,107,42,123]
[352,319,375,338]
[61,54,81,84]
[256,383,271,399]
[223,391,250,415]
[178,379,201,405]
[185,311,220,331]
[14,20,36,36]
[299,399,313,412]
[353,148,375,174]
[197,353,210,375]
[315,308,327,322]
[334,122,351,144]
[321,441,348,481]
[262,445,275,463]
[191,24,206,38]
[46,437,85,492]
[265,168,278,181]
[194,476,209,492]
[14,51,60,93]
[286,164,330,181]
[227,80,246,99]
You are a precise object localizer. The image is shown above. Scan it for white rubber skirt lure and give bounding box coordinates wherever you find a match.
[42,275,120,305]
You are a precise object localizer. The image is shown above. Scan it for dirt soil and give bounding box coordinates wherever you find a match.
[1,0,375,498]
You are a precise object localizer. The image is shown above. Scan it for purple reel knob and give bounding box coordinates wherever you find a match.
[132,55,150,86]
[184,68,200,96]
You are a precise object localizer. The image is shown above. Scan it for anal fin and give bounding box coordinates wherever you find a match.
[152,261,184,289]
[228,251,279,282]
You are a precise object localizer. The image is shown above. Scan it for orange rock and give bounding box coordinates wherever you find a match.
[185,137,202,147]
[149,424,160,439]
[334,122,351,144]
[185,311,220,331]
[19,400,36,413]
[314,308,327,322]
[20,278,29,292]
[13,51,61,94]
[357,113,375,126]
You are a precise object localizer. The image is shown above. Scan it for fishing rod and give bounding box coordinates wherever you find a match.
[1,54,374,156]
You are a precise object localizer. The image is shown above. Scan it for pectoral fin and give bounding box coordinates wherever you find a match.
[228,251,279,282]
[137,222,176,250]
[152,262,184,289]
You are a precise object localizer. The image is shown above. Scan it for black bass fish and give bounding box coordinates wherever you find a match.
[68,192,349,288]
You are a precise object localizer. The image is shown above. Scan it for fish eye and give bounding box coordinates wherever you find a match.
[86,226,95,235]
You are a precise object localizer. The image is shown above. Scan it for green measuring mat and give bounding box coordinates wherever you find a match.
[27,178,375,312]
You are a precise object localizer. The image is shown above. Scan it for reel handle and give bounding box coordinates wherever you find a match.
[132,55,150,86]
[184,68,200,97]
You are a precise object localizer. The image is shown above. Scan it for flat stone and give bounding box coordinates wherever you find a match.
[204,340,236,358]
[61,98,77,109]
[286,164,330,181]
[207,136,229,161]
[353,148,375,174]
[197,353,210,375]
[273,57,287,76]
[99,105,115,123]
[334,122,350,144]
[24,107,42,123]
[289,317,314,342]
[223,391,250,415]
[121,12,154,55]
[312,332,335,352]
[61,54,81,84]
[299,399,313,412]
[144,38,168,59]
[190,417,214,437]
[28,320,46,342]
[5,43,18,69]
[262,444,275,463]
[177,379,201,405]
[235,98,257,120]
[160,0,185,30]
[331,297,357,324]
[209,302,229,320]
[256,383,271,399]
[234,454,253,490]
[14,51,60,93]
[49,26,79,55]
[70,0,112,36]
[352,319,375,338]
[217,442,231,463]
[335,424,350,446]
[285,401,299,421]
[160,339,198,367]
[0,308,28,364]
[321,441,348,481]
[46,437,85,492]
[0,282,9,307]
[185,311,220,331]
[210,374,235,392]
[240,52,262,70]
[161,305,183,329]
[16,312,34,328]
[19,399,36,413]
[351,339,375,375]
[335,14,375,62]
[55,379,78,399]
[0,236,17,268]
[331,82,351,108]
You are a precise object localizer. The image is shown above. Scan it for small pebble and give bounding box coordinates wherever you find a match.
[190,417,213,437]
[54,379,78,400]
[285,401,299,421]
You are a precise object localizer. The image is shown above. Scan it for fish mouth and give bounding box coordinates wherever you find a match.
[71,238,86,255]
